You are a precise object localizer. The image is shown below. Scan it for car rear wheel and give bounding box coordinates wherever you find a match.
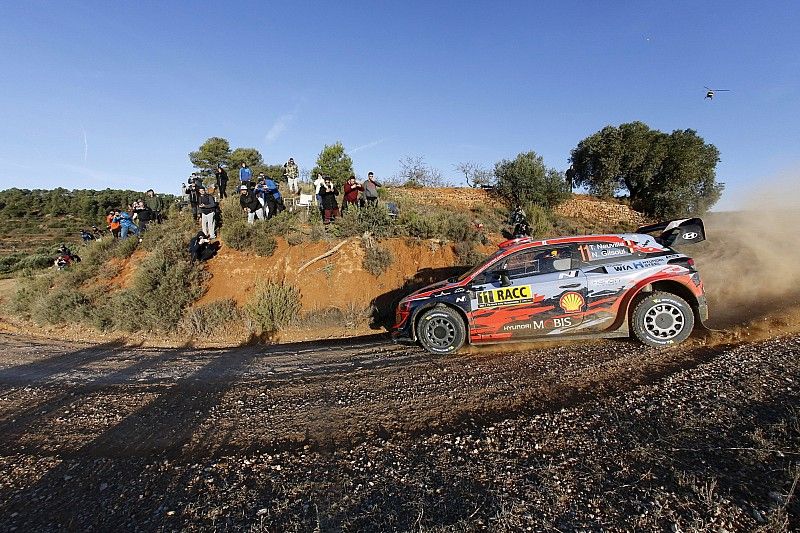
[631,292,694,347]
[417,307,466,354]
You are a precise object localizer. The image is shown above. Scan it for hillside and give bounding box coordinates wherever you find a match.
[0,190,649,346]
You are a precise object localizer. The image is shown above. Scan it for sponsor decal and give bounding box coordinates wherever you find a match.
[455,296,466,303]
[503,317,573,331]
[682,232,699,240]
[591,277,623,286]
[559,291,585,313]
[558,270,579,279]
[477,285,534,308]
[609,258,665,272]
[579,242,633,261]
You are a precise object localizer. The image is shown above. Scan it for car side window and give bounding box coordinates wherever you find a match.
[491,247,573,278]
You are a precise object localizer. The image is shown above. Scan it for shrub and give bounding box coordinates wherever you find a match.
[453,241,486,267]
[265,211,301,238]
[524,203,554,238]
[330,205,395,238]
[244,281,301,333]
[180,298,241,336]
[362,243,394,276]
[399,211,439,239]
[112,236,139,259]
[220,218,251,251]
[30,285,90,325]
[253,234,277,257]
[112,230,202,332]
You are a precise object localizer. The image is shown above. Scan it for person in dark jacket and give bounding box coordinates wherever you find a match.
[215,165,229,199]
[239,185,265,224]
[187,178,200,219]
[144,189,164,225]
[188,231,219,262]
[318,176,339,224]
[197,185,218,239]
[263,176,284,218]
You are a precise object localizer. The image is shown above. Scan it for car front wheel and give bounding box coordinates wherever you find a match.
[631,292,695,347]
[417,307,466,354]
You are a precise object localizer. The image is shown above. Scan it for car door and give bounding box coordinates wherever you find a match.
[468,245,587,340]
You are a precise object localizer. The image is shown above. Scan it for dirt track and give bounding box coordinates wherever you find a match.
[0,332,798,531]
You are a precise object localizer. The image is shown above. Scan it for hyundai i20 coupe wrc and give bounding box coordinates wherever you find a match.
[392,219,709,354]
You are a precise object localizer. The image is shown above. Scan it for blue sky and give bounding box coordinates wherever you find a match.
[0,1,798,209]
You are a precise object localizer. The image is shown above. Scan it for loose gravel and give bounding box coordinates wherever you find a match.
[0,333,797,531]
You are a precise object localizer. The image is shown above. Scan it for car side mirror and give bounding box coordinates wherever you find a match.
[496,269,512,287]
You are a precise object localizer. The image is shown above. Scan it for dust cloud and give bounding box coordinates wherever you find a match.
[689,171,800,334]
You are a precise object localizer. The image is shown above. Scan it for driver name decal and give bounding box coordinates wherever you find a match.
[477,285,534,308]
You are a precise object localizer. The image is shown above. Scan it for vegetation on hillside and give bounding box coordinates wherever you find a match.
[569,121,724,218]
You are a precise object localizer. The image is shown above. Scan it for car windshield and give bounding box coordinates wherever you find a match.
[456,248,507,282]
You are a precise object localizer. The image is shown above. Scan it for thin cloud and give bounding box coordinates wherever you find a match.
[265,113,295,144]
[351,139,386,153]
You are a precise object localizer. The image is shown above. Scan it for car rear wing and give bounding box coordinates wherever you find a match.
[636,218,706,246]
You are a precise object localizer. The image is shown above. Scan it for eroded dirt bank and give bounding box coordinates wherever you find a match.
[0,332,797,531]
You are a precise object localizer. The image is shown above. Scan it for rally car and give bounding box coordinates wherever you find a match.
[392,219,708,354]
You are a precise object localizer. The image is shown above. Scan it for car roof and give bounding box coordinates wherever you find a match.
[498,234,640,250]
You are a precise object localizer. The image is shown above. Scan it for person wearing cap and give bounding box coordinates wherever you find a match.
[283,157,299,195]
[239,185,265,224]
[238,162,253,189]
[197,185,218,239]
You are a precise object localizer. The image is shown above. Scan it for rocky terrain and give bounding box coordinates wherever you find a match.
[0,330,797,531]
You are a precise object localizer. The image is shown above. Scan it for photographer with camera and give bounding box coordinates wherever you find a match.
[318,176,340,224]
[239,185,265,224]
[188,231,219,262]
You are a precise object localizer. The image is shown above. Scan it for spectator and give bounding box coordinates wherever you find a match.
[238,162,252,189]
[144,189,164,225]
[188,231,219,262]
[80,229,95,244]
[133,198,152,231]
[254,176,273,218]
[215,165,229,199]
[313,173,325,217]
[114,211,140,240]
[107,210,121,239]
[283,157,299,195]
[264,175,285,218]
[318,176,339,224]
[187,178,200,219]
[197,185,218,239]
[363,171,381,207]
[342,175,364,213]
[239,185,265,224]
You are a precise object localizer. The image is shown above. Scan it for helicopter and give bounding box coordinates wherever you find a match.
[704,86,731,100]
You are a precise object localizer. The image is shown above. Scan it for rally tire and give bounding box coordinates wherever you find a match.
[631,292,694,347]
[417,307,466,355]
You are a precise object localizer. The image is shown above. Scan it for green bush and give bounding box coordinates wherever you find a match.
[112,236,139,259]
[244,281,301,333]
[362,244,394,276]
[180,298,241,336]
[399,211,439,239]
[112,229,202,332]
[30,285,90,325]
[330,205,395,238]
[265,210,301,238]
[253,234,277,257]
[453,241,486,267]
[220,218,253,251]
[524,203,554,238]
[0,253,53,274]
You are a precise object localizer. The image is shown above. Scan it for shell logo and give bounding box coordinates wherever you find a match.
[559,292,585,313]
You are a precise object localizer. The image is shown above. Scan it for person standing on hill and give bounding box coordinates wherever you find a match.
[283,157,299,195]
[114,210,140,240]
[215,165,229,199]
[144,189,164,226]
[197,185,218,239]
[239,185,265,224]
[107,210,121,239]
[362,171,381,207]
[318,176,340,224]
[264,175,284,218]
[342,175,364,213]
[313,173,325,217]
[238,162,253,189]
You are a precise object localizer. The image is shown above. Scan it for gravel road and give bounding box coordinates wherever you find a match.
[0,332,797,531]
